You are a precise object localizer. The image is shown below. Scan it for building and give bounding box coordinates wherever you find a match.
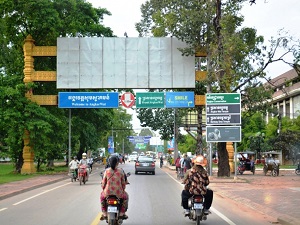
[267,68,300,120]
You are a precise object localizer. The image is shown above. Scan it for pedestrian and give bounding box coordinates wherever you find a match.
[175,155,181,174]
[183,153,192,173]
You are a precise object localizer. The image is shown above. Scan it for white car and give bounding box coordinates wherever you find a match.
[128,154,138,162]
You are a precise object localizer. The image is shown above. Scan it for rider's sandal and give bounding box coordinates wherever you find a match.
[100,215,107,220]
[120,214,128,220]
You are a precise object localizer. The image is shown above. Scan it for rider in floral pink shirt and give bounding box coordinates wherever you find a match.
[100,156,128,220]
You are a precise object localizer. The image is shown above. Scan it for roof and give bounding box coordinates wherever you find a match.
[267,69,298,87]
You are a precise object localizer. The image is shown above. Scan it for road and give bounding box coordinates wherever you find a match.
[0,162,279,225]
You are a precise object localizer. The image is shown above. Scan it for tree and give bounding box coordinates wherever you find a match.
[135,0,299,176]
[0,0,119,172]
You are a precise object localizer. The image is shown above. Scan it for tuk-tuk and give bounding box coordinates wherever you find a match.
[262,151,280,176]
[236,151,256,175]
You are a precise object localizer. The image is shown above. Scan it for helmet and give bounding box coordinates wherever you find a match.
[82,153,87,159]
[73,156,77,159]
[194,155,206,166]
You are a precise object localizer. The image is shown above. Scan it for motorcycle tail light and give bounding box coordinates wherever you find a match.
[194,196,203,203]
[107,199,118,205]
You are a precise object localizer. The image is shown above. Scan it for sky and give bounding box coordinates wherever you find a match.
[88,0,300,129]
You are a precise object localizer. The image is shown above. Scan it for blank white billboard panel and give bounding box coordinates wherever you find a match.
[57,37,195,89]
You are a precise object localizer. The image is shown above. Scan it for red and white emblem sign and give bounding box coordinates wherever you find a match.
[121,92,135,108]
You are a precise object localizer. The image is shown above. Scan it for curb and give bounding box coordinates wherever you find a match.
[278,216,299,225]
[0,176,68,201]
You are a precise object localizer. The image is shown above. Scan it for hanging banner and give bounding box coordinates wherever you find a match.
[167,138,174,150]
[108,136,114,154]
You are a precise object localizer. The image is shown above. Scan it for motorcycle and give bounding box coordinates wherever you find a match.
[78,164,88,185]
[186,195,208,225]
[69,169,77,182]
[295,162,300,175]
[160,159,163,168]
[104,172,131,225]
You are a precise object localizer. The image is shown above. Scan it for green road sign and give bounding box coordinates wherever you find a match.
[136,92,165,108]
[206,93,241,104]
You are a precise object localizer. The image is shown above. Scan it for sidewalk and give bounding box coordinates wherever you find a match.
[0,174,67,200]
[166,165,300,225]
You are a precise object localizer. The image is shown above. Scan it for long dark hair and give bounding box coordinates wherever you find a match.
[109,156,118,170]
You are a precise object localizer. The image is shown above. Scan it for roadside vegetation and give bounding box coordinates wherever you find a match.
[0,162,68,184]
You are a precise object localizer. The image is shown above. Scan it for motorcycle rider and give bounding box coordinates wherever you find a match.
[160,154,164,167]
[181,155,213,216]
[100,156,129,220]
[79,153,89,180]
[69,156,79,178]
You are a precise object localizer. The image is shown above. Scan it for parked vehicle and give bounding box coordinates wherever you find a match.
[236,151,255,175]
[135,156,155,175]
[263,152,280,177]
[295,162,300,175]
[185,195,209,225]
[105,172,130,225]
[78,164,88,185]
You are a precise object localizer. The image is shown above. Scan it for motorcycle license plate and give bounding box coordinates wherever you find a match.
[194,203,203,209]
[107,206,118,213]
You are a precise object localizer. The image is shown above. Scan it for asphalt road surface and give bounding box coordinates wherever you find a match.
[0,162,279,225]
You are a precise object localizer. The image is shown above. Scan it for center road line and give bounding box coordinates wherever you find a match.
[90,212,102,225]
[13,183,71,206]
[0,208,8,212]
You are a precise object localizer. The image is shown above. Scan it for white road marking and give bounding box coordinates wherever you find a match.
[211,207,236,225]
[13,182,71,206]
[0,208,8,212]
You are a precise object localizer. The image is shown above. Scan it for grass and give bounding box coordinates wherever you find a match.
[0,162,69,185]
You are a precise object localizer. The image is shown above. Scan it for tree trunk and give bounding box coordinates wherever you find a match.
[217,142,230,177]
[47,160,54,169]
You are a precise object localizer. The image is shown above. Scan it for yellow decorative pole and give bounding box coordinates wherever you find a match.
[21,35,36,174]
[226,142,235,173]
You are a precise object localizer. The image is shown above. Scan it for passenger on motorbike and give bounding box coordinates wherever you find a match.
[181,155,213,216]
[100,156,129,221]
[79,153,90,179]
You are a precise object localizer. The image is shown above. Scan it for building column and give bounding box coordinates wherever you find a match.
[226,142,235,173]
[21,35,36,174]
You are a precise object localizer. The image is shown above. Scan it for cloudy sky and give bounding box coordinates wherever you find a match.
[87,0,300,129]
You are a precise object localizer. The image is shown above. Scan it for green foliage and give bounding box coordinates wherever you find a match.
[177,134,197,154]
[0,0,134,173]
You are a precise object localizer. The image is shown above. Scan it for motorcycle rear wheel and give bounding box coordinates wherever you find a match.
[79,176,82,185]
[296,169,300,175]
[196,215,201,225]
[107,213,117,225]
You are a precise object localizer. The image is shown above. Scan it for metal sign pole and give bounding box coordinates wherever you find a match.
[68,108,71,164]
[234,142,237,179]
[209,143,212,176]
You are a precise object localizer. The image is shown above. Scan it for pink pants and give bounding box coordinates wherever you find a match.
[100,191,128,214]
